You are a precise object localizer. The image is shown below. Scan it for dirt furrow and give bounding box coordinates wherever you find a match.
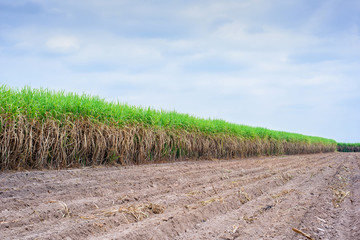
[0,153,358,240]
[94,154,339,239]
[289,153,360,240]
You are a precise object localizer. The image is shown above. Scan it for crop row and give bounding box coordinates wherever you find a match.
[0,85,337,170]
[337,143,360,152]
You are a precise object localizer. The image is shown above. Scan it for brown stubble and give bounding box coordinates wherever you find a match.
[0,114,336,171]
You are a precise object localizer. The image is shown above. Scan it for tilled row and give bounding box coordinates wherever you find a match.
[0,153,342,239]
[93,154,339,239]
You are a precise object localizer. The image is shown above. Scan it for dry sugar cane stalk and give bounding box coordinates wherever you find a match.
[292,228,314,240]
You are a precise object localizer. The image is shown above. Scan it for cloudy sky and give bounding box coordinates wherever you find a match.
[1,0,359,142]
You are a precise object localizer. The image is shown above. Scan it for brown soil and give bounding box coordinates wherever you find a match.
[0,152,359,240]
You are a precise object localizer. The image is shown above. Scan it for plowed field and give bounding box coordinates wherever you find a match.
[1,152,359,240]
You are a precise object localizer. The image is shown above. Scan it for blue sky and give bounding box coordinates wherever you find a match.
[1,0,359,142]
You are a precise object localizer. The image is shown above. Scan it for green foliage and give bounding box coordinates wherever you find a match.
[337,143,360,147]
[337,143,360,152]
[0,85,336,146]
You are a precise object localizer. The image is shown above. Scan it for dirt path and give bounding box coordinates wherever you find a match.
[0,152,359,240]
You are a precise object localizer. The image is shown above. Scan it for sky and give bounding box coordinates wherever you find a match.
[0,0,359,142]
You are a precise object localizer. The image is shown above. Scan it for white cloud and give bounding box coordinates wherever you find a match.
[46,36,79,53]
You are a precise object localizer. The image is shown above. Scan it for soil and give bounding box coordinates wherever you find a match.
[0,152,359,240]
